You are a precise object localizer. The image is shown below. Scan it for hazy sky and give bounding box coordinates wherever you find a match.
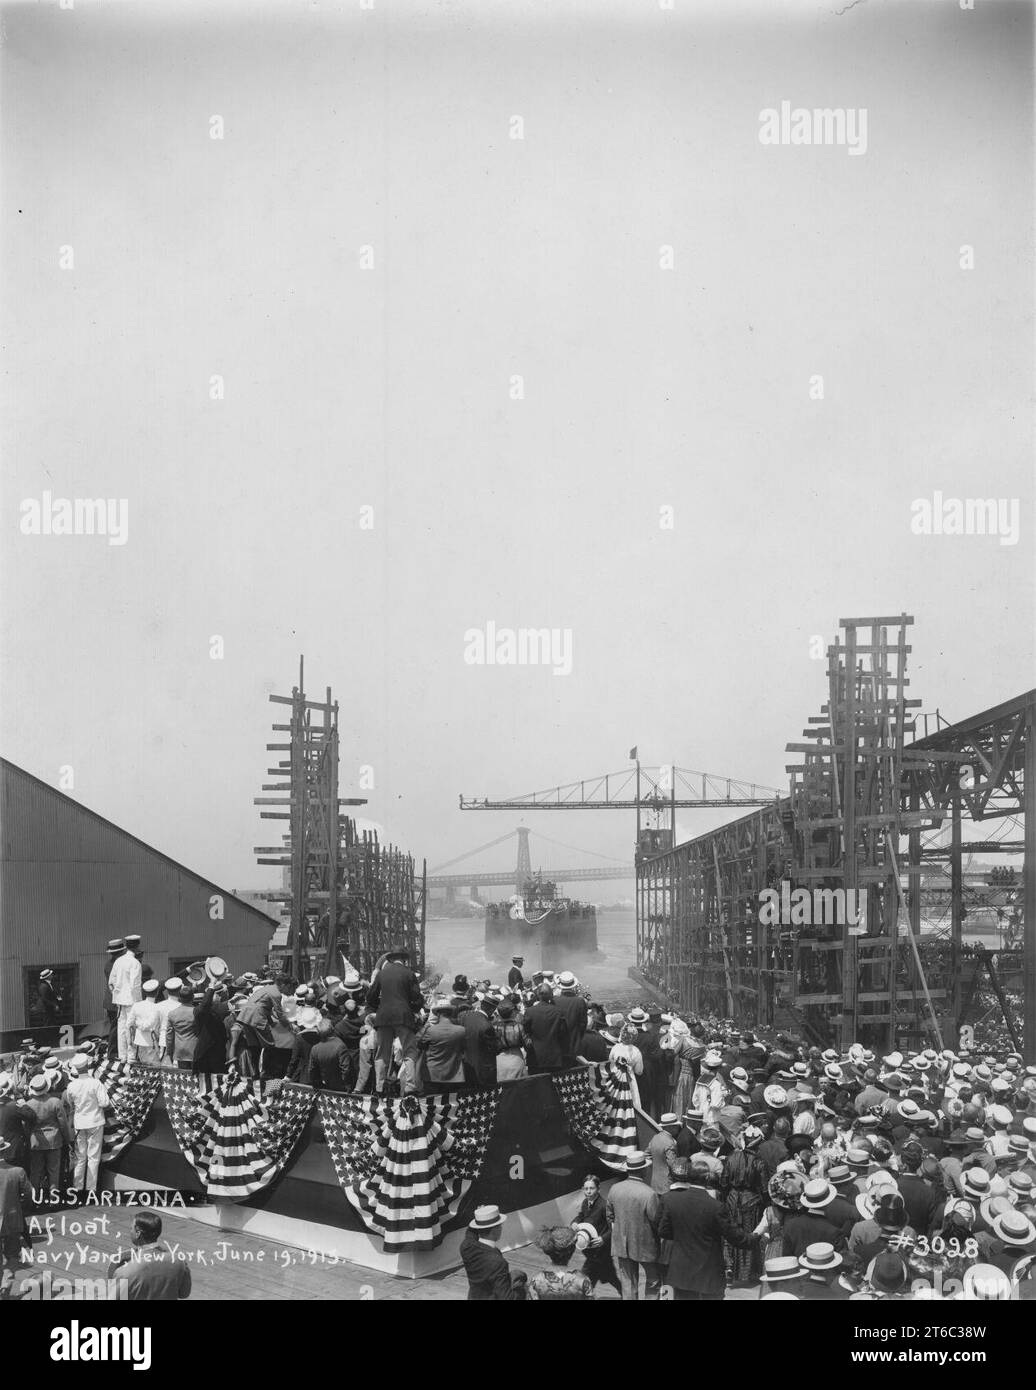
[2,0,1032,894]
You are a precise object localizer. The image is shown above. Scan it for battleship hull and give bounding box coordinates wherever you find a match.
[484,904,599,972]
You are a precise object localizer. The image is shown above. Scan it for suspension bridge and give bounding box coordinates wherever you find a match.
[426,827,632,901]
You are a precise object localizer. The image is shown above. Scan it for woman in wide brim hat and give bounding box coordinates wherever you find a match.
[723,1121,767,1284]
[756,1170,806,1266]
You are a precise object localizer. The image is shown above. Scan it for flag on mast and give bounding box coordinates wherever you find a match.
[629,746,638,760]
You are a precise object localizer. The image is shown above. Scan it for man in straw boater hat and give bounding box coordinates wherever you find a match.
[647,1113,683,1194]
[459,1205,527,1300]
[364,943,424,1096]
[63,1052,110,1198]
[796,1242,847,1301]
[780,1178,852,1257]
[606,1150,664,1300]
[25,1070,72,1200]
[554,971,588,1066]
[757,1254,803,1299]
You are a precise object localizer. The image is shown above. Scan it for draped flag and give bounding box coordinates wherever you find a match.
[317,1087,501,1252]
[162,1071,313,1200]
[94,1059,163,1163]
[553,1062,639,1170]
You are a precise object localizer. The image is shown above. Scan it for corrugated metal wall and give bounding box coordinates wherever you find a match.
[1,761,275,1030]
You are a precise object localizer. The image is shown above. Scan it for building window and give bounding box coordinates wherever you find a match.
[23,964,77,1029]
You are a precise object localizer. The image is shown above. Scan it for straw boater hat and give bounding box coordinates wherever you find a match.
[799,1242,842,1272]
[659,1112,681,1130]
[557,971,578,992]
[624,1150,651,1173]
[800,1179,836,1210]
[469,1205,504,1231]
[962,1168,992,1202]
[855,1172,899,1220]
[28,1074,49,1094]
[990,1209,1036,1248]
[763,1085,788,1109]
[760,1256,802,1284]
[39,968,53,981]
[730,1067,749,1092]
[963,1264,1013,1301]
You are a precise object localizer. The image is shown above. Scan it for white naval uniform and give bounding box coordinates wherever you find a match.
[108,951,143,1060]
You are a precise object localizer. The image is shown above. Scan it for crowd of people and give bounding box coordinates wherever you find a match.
[460,1009,1036,1301]
[5,937,1036,1304]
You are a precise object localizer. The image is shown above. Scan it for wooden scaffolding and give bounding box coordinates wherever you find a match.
[636,615,956,1051]
[253,658,426,981]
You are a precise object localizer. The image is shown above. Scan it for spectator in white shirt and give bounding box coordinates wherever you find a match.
[108,941,143,1060]
[64,1053,110,1195]
[155,977,184,1064]
[126,980,163,1064]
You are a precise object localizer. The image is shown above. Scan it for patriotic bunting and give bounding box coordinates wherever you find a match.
[161,1070,313,1200]
[317,1086,501,1252]
[553,1061,639,1170]
[93,1059,163,1163]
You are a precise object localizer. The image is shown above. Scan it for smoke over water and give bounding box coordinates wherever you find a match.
[424,909,649,1011]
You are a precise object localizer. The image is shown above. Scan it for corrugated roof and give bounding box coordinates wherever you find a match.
[0,757,278,930]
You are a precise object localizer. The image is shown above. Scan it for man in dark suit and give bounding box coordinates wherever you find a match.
[0,1136,29,1300]
[460,1205,526,1300]
[506,957,525,991]
[107,1213,192,1301]
[365,945,425,1096]
[417,999,467,1091]
[459,996,498,1088]
[895,1144,938,1234]
[522,986,569,1073]
[657,1158,759,1300]
[781,1179,852,1256]
[554,974,588,1065]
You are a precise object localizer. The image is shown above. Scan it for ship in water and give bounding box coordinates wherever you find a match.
[484,871,599,972]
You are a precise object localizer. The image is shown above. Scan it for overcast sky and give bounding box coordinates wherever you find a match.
[2,0,1032,893]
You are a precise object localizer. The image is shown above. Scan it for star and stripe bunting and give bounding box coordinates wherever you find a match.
[161,1070,313,1200]
[93,1059,164,1163]
[316,1086,501,1252]
[553,1061,639,1170]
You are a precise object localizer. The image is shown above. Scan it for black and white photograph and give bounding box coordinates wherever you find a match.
[1,0,1034,1347]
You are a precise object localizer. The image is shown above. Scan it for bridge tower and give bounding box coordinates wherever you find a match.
[515,826,531,896]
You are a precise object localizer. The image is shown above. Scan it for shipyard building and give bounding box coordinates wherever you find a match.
[0,759,276,1043]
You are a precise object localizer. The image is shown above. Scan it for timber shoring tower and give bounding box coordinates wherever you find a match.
[635,617,1034,1060]
[253,658,426,981]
